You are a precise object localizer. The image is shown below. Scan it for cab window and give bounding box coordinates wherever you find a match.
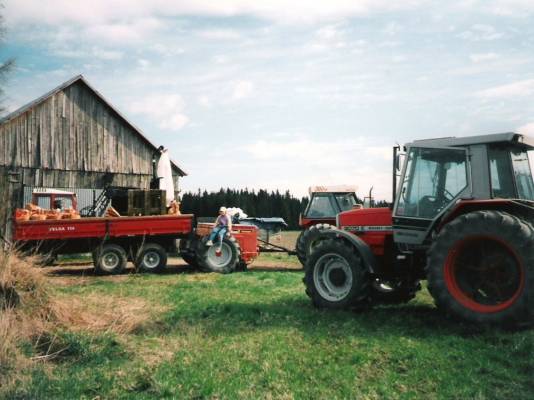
[335,193,357,212]
[396,147,468,219]
[306,194,337,218]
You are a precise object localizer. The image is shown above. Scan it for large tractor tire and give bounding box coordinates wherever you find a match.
[93,243,127,275]
[297,224,336,267]
[197,236,241,274]
[135,243,167,273]
[427,210,534,327]
[371,280,421,305]
[304,238,370,309]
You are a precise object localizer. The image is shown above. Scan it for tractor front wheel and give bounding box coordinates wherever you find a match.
[305,238,370,309]
[427,211,534,327]
[297,224,336,267]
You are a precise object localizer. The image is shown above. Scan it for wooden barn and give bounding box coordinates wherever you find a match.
[0,74,187,240]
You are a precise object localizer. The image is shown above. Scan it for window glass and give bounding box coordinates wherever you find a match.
[59,197,74,209]
[396,147,467,218]
[335,194,357,211]
[307,194,337,217]
[488,147,516,198]
[511,150,534,200]
[36,196,51,209]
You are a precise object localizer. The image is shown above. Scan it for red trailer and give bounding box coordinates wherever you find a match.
[13,214,259,275]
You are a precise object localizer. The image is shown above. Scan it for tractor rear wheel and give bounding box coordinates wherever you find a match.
[197,236,241,274]
[297,224,336,267]
[305,238,370,309]
[427,210,534,326]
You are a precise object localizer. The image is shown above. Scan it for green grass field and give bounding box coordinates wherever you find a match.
[4,234,534,399]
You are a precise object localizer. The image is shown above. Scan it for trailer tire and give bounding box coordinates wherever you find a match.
[135,243,167,273]
[298,224,336,267]
[179,239,201,269]
[94,244,127,275]
[427,210,534,327]
[198,236,241,274]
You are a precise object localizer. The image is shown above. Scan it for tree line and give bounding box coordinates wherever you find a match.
[180,188,309,229]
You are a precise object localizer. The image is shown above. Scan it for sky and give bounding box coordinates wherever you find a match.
[2,1,534,200]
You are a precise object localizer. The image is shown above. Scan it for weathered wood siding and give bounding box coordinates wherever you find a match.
[0,80,155,175]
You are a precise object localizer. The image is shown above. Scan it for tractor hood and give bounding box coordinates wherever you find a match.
[337,207,392,232]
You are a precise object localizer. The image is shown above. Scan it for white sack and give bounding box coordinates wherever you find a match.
[157,149,175,206]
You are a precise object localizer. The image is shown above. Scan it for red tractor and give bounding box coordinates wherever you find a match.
[296,185,359,264]
[302,133,534,326]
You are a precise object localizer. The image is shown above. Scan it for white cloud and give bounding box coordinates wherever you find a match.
[196,29,242,40]
[231,80,254,101]
[5,0,429,26]
[518,122,534,136]
[476,79,534,98]
[469,52,499,63]
[129,94,189,131]
[239,137,393,199]
[458,24,503,41]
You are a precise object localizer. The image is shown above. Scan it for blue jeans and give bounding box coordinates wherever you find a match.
[208,226,227,244]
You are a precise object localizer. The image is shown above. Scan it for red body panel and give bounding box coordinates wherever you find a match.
[196,222,259,264]
[337,207,393,256]
[14,214,194,241]
[299,217,336,229]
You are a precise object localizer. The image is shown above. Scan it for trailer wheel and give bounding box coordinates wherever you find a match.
[135,243,167,273]
[298,224,335,267]
[94,244,127,275]
[305,238,370,309]
[179,239,200,269]
[427,211,534,327]
[198,236,241,274]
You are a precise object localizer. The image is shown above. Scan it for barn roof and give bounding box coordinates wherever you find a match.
[0,75,187,176]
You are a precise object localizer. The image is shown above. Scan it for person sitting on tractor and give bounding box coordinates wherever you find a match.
[206,206,232,246]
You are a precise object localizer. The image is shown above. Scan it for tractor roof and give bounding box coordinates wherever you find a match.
[309,185,358,194]
[407,132,534,150]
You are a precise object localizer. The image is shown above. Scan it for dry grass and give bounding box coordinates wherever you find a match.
[0,250,54,389]
[0,249,161,394]
[55,294,161,335]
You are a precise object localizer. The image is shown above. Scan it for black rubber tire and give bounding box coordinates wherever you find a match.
[371,280,421,305]
[197,236,241,274]
[427,210,534,327]
[179,239,201,269]
[304,238,371,309]
[298,224,336,267]
[94,243,127,275]
[135,243,167,273]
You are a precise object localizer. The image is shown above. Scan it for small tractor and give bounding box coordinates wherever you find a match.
[302,132,534,326]
[296,185,359,264]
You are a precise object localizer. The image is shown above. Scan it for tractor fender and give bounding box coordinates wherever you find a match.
[315,227,378,274]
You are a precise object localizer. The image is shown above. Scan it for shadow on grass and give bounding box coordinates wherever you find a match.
[152,293,498,339]
[45,264,199,277]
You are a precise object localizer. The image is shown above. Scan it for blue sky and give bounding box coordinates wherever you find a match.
[2,1,534,200]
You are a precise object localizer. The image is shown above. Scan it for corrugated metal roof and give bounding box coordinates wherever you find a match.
[0,74,187,176]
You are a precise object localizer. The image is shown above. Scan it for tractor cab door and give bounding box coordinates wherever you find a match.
[393,146,470,245]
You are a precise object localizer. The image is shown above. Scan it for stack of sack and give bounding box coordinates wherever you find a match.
[15,203,81,221]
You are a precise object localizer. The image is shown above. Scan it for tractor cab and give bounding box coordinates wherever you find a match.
[392,132,534,245]
[31,189,78,211]
[300,185,359,228]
